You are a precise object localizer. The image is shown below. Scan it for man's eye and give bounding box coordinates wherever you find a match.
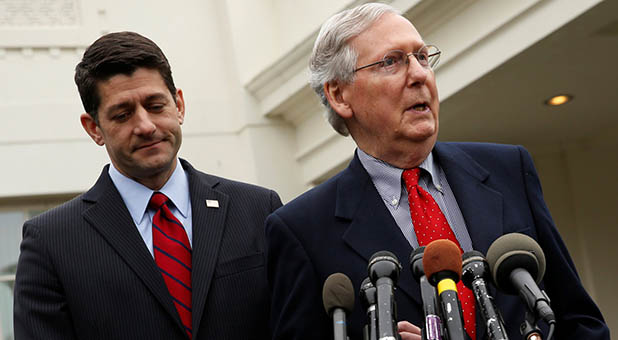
[149,104,165,112]
[113,112,129,121]
[382,56,399,67]
[417,52,429,62]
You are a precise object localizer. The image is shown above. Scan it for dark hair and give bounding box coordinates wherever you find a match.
[74,31,176,122]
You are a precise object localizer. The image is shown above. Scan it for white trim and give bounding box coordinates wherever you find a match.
[0,274,15,282]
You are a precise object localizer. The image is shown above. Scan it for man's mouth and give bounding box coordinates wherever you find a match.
[135,140,162,151]
[409,102,429,112]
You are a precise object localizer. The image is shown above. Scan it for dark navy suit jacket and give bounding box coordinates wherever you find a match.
[265,142,609,340]
[14,159,282,340]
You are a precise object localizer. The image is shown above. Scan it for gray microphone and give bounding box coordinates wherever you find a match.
[368,251,402,340]
[462,250,508,340]
[486,233,556,339]
[360,277,378,340]
[323,273,355,340]
[410,246,443,340]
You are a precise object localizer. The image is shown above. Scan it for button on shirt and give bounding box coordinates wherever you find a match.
[357,148,473,251]
[108,160,193,256]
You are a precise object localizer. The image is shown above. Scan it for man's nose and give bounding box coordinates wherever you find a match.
[133,107,156,136]
[405,54,429,86]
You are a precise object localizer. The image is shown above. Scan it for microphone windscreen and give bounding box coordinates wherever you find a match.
[368,250,402,284]
[323,272,355,314]
[423,239,462,285]
[359,277,376,309]
[486,233,546,293]
[462,250,485,266]
[368,250,399,267]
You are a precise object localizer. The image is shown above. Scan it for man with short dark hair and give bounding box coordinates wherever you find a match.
[265,3,609,340]
[14,31,281,340]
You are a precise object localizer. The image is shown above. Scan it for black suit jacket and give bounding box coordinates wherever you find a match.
[265,142,609,340]
[14,159,282,339]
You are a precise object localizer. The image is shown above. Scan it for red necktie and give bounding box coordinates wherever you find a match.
[150,192,192,338]
[402,168,476,340]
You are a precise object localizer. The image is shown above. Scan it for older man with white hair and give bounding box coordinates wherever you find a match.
[265,3,609,340]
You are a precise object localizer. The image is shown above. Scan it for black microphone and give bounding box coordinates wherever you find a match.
[423,239,466,340]
[410,246,443,340]
[486,233,556,327]
[462,250,509,340]
[360,277,378,340]
[323,273,355,340]
[368,250,402,340]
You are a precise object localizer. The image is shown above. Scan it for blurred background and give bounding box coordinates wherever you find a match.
[1,0,616,338]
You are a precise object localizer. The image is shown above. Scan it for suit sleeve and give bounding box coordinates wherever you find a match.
[519,146,610,339]
[265,212,332,340]
[13,221,78,340]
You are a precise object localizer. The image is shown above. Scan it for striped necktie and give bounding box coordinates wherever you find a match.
[403,168,476,340]
[150,192,192,338]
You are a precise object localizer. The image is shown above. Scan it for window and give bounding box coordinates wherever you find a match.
[0,194,76,340]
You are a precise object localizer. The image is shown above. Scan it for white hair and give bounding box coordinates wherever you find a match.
[309,3,400,136]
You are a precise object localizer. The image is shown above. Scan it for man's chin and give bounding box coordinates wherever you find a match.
[130,157,176,177]
[403,129,437,144]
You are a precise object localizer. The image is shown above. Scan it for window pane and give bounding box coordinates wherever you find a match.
[0,279,13,340]
[0,210,23,340]
[0,211,24,275]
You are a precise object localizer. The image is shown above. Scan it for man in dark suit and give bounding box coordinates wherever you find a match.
[13,31,281,340]
[265,3,609,340]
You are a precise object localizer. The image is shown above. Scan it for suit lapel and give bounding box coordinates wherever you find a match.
[434,143,504,255]
[81,167,185,333]
[338,154,422,306]
[181,160,229,336]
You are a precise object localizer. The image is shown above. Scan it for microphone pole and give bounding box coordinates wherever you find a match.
[410,246,443,340]
[323,273,355,340]
[368,250,402,340]
[360,277,378,340]
[462,250,509,340]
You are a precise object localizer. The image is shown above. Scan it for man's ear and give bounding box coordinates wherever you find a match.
[175,88,185,125]
[80,113,105,146]
[324,80,353,119]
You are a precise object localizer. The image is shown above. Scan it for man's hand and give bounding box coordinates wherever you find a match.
[398,321,422,340]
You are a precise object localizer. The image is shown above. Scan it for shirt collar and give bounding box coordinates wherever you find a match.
[357,148,442,208]
[422,152,443,192]
[108,159,190,225]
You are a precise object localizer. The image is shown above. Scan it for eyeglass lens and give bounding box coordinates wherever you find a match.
[382,46,439,73]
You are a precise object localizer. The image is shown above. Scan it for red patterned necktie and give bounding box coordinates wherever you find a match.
[150,192,192,338]
[402,168,476,340]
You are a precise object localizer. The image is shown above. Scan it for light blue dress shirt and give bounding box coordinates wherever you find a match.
[357,148,473,251]
[108,159,193,256]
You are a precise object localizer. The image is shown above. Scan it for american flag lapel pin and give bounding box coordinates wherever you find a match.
[205,199,219,208]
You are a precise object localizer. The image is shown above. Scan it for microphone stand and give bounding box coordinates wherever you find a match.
[521,310,542,340]
[520,290,555,340]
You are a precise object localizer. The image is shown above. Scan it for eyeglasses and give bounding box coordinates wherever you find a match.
[353,45,441,74]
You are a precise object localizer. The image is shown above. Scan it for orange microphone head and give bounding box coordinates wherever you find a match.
[422,239,462,287]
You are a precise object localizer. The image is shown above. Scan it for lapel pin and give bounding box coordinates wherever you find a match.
[205,199,219,208]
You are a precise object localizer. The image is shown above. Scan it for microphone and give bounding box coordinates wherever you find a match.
[461,250,509,340]
[410,246,442,340]
[368,250,402,340]
[423,239,466,340]
[486,233,556,327]
[360,277,378,340]
[323,273,355,340]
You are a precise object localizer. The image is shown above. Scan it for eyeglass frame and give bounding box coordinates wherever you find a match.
[353,45,442,73]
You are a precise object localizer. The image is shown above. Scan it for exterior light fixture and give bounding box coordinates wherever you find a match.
[545,94,573,106]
